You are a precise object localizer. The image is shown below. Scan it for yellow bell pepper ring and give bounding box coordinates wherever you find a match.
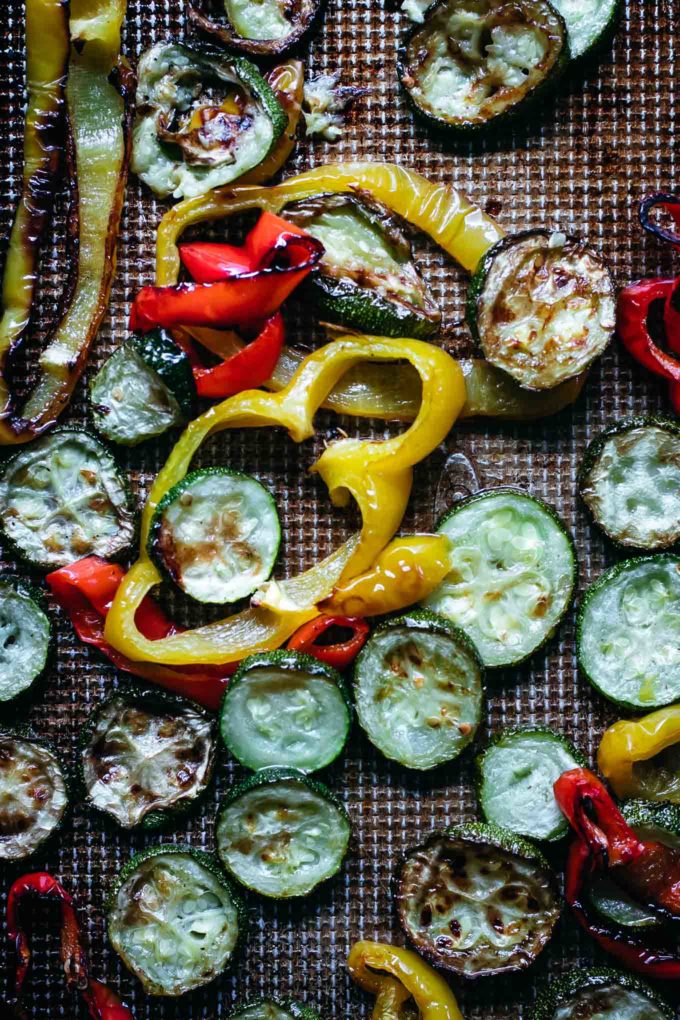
[348,941,464,1020]
[598,703,680,800]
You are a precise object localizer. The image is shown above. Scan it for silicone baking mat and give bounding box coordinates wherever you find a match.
[0,0,678,1016]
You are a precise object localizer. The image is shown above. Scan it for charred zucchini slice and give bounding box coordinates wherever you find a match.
[80,688,217,829]
[107,845,242,997]
[229,1000,322,1020]
[189,0,326,58]
[220,651,351,773]
[215,767,351,898]
[353,610,484,770]
[0,428,136,570]
[621,800,680,846]
[0,732,68,861]
[90,331,197,447]
[424,488,576,668]
[467,230,616,390]
[579,417,680,551]
[550,0,622,61]
[148,468,280,605]
[282,194,441,339]
[0,578,51,702]
[394,823,561,977]
[398,0,568,136]
[132,42,287,200]
[476,728,585,841]
[577,555,680,710]
[531,968,674,1020]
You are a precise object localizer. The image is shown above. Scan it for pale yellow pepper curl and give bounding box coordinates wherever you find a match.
[598,704,680,801]
[348,941,464,1020]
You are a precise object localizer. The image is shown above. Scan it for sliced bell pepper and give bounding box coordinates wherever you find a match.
[287,615,369,670]
[554,768,680,978]
[191,314,286,399]
[598,704,680,801]
[179,211,310,282]
[348,941,464,1019]
[617,278,680,413]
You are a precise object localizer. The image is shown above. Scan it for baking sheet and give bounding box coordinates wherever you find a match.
[1,0,678,1015]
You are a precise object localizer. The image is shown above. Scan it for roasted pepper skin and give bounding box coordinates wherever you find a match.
[348,941,464,1019]
[598,704,680,800]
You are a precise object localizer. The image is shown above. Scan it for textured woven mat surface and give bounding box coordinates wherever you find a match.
[1,0,679,1016]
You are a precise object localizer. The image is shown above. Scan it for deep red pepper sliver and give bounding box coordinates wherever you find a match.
[618,277,680,413]
[287,615,369,670]
[83,981,135,1020]
[193,313,285,399]
[180,212,309,283]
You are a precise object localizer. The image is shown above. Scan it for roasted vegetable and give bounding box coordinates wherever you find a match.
[0,577,51,703]
[394,823,561,978]
[132,42,287,200]
[0,732,69,861]
[398,0,568,136]
[0,428,136,570]
[189,0,326,58]
[107,845,243,996]
[229,999,321,1019]
[550,0,622,61]
[531,968,673,1020]
[617,277,680,415]
[621,799,680,846]
[302,74,367,141]
[348,940,464,1019]
[286,615,369,669]
[468,230,615,390]
[598,704,680,804]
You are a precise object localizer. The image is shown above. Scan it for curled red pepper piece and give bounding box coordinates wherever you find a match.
[46,556,235,709]
[554,768,680,978]
[617,277,680,413]
[287,615,369,670]
[179,211,309,282]
[192,313,285,399]
[639,192,680,248]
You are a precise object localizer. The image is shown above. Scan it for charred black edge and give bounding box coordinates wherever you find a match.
[187,0,327,59]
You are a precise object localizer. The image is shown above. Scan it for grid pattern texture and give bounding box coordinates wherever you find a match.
[1,0,679,1016]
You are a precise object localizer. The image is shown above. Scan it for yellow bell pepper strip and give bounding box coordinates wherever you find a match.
[598,704,680,801]
[321,535,450,616]
[0,0,69,421]
[240,61,304,185]
[104,335,464,669]
[348,941,464,1020]
[0,0,131,445]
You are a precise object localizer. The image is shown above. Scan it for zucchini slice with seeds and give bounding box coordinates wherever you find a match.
[531,967,674,1020]
[394,823,561,978]
[282,193,441,339]
[423,488,576,668]
[107,845,243,997]
[621,800,680,846]
[0,577,51,702]
[476,728,585,841]
[216,766,351,898]
[550,0,622,61]
[132,42,287,200]
[353,609,484,770]
[579,417,680,551]
[398,0,568,136]
[0,428,136,570]
[229,1000,322,1020]
[148,468,281,605]
[577,555,680,710]
[90,331,197,447]
[79,687,217,829]
[220,651,351,772]
[189,0,326,58]
[0,731,69,862]
[467,230,616,390]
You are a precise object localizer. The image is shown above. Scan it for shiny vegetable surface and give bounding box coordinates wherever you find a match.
[0,733,68,861]
[598,704,680,803]
[531,967,673,1020]
[348,940,464,1019]
[0,578,51,702]
[286,615,369,669]
[617,278,680,415]
[188,0,326,57]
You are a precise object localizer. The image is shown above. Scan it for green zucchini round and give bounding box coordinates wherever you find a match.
[423,487,576,668]
[0,577,51,702]
[107,845,243,996]
[215,766,351,898]
[531,967,674,1020]
[0,730,69,861]
[579,416,680,551]
[394,822,561,978]
[621,799,680,846]
[229,999,322,1020]
[576,554,680,710]
[550,0,622,62]
[148,468,281,605]
[467,230,616,390]
[220,650,351,773]
[189,0,327,58]
[353,609,484,770]
[476,728,586,841]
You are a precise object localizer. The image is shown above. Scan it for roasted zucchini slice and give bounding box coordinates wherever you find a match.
[220,651,351,772]
[579,417,680,551]
[0,428,136,570]
[79,688,217,829]
[398,0,568,136]
[577,555,680,710]
[215,767,351,898]
[353,610,484,770]
[0,578,51,702]
[394,823,561,978]
[107,845,243,996]
[148,468,281,605]
[550,0,622,61]
[621,800,680,846]
[531,968,674,1020]
[189,0,326,58]
[424,488,576,668]
[0,731,68,862]
[229,1000,322,1020]
[467,230,616,390]
[90,331,197,447]
[282,194,441,339]
[132,42,287,200]
[476,728,585,841]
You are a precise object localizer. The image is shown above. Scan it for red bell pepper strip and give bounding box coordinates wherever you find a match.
[192,313,285,398]
[6,872,134,1019]
[180,211,309,283]
[46,556,235,710]
[617,278,680,413]
[287,615,369,670]
[554,768,680,979]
